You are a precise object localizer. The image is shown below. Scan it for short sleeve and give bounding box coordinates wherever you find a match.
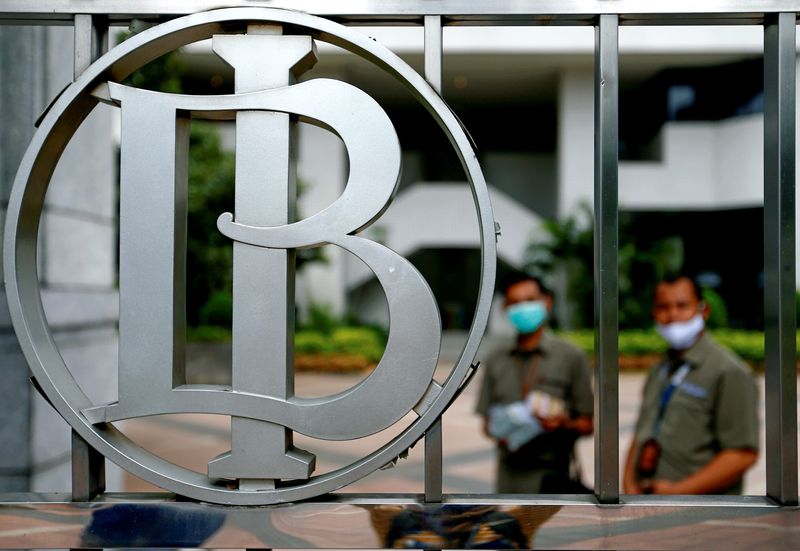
[714,365,759,451]
[634,367,659,437]
[570,352,594,416]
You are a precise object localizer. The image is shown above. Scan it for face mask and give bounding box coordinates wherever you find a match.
[656,313,705,350]
[506,300,548,334]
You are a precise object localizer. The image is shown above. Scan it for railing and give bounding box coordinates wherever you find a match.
[0,2,798,549]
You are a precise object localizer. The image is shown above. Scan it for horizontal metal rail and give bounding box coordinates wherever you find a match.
[0,5,797,550]
[0,493,797,549]
[0,1,798,25]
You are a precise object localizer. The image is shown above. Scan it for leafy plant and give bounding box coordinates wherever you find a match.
[701,287,729,329]
[122,33,324,328]
[525,202,685,329]
[525,203,594,329]
[559,328,800,368]
[329,327,385,362]
[301,303,340,335]
[198,290,233,328]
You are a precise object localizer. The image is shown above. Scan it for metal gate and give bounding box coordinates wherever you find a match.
[0,2,798,549]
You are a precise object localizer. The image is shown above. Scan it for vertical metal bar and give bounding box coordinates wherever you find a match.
[424,418,443,502]
[424,15,443,93]
[763,11,798,507]
[424,14,443,504]
[73,14,107,80]
[71,430,105,502]
[207,29,315,484]
[593,14,619,504]
[92,15,109,59]
[73,14,92,79]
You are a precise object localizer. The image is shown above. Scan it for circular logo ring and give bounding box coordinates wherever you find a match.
[5,7,496,505]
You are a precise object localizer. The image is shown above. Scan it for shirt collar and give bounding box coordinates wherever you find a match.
[680,332,714,367]
[510,329,553,358]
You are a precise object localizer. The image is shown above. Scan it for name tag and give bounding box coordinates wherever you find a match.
[679,381,708,399]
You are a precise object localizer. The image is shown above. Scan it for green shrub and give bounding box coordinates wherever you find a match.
[796,290,800,328]
[557,330,594,355]
[302,303,339,335]
[295,331,337,355]
[712,329,764,363]
[198,291,233,327]
[557,328,797,365]
[187,325,232,342]
[619,330,667,356]
[293,327,385,362]
[330,327,384,362]
[559,329,666,356]
[701,287,729,329]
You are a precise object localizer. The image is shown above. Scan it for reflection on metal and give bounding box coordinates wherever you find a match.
[0,1,794,26]
[70,431,105,502]
[593,14,620,504]
[0,494,798,550]
[423,13,444,505]
[1,1,799,547]
[763,12,798,506]
[4,8,496,505]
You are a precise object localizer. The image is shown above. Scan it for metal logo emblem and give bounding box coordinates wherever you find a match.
[5,8,496,505]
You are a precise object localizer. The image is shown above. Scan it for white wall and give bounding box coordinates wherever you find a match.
[309,26,765,56]
[296,123,348,318]
[482,152,558,219]
[619,114,763,210]
[557,68,595,217]
[345,183,543,289]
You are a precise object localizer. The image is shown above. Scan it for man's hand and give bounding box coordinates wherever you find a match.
[649,479,678,494]
[650,449,757,494]
[623,478,644,494]
[535,413,593,435]
[623,436,642,494]
[536,412,568,432]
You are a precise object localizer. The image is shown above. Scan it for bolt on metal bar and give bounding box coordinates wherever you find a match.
[763,11,798,507]
[593,13,620,504]
[423,13,444,504]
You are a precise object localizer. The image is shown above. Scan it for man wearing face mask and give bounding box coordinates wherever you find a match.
[476,272,594,493]
[623,275,759,495]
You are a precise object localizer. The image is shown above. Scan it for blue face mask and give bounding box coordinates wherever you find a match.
[506,300,548,334]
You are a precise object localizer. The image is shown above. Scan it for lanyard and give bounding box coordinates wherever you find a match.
[515,353,543,399]
[653,363,690,436]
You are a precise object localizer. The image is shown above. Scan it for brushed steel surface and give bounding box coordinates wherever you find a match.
[763,12,799,506]
[422,13,444,506]
[0,494,797,549]
[0,1,796,26]
[206,30,317,486]
[3,7,496,505]
[593,14,620,504]
[2,1,797,541]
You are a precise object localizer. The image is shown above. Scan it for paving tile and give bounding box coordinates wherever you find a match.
[120,368,781,498]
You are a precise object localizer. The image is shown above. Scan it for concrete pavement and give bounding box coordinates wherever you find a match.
[121,362,779,496]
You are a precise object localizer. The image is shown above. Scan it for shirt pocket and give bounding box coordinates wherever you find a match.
[660,389,714,458]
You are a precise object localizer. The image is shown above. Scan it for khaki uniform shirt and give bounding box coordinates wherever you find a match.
[476,332,594,493]
[633,333,759,494]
